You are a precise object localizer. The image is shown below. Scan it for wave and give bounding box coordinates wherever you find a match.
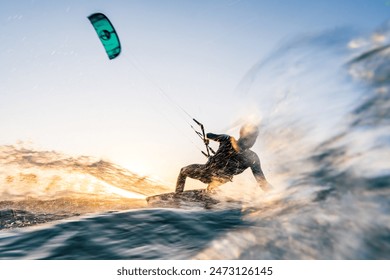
[0,145,170,228]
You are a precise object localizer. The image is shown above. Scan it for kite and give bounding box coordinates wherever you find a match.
[88,13,121,59]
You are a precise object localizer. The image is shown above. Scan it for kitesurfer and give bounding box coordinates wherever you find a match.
[175,123,272,193]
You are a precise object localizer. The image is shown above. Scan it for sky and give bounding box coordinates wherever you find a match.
[0,0,389,184]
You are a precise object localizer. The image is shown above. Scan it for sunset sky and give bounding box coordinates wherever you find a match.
[1,0,388,184]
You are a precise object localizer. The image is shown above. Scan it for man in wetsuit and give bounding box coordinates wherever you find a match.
[175,123,271,193]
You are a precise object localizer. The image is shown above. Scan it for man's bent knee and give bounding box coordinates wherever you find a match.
[180,166,190,176]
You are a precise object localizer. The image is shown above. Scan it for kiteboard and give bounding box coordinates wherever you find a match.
[146,189,220,209]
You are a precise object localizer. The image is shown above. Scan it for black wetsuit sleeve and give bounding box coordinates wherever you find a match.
[250,153,267,184]
[206,133,230,142]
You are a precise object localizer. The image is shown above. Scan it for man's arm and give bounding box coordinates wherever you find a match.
[250,153,272,192]
[206,133,230,143]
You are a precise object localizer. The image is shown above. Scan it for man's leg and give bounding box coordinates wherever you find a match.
[175,164,210,193]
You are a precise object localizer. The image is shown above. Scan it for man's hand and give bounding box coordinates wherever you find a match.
[260,181,273,192]
[204,138,210,145]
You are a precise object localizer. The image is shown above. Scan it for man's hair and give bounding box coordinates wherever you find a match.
[240,123,259,138]
[238,123,259,149]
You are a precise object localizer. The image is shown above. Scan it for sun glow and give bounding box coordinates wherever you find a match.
[101,182,146,199]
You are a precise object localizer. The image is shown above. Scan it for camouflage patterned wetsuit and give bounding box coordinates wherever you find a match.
[175,133,268,193]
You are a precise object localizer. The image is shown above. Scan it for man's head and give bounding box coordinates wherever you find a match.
[238,123,259,150]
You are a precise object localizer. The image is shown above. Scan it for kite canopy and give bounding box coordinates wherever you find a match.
[88,13,121,59]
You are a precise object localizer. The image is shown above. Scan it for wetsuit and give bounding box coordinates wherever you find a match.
[175,133,267,193]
